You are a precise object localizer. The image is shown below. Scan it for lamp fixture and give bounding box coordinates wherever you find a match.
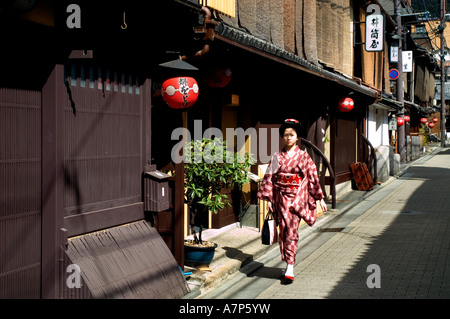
[159,56,199,71]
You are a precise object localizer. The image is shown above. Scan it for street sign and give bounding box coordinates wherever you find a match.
[389,69,399,80]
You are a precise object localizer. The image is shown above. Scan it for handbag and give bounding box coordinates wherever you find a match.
[261,210,278,245]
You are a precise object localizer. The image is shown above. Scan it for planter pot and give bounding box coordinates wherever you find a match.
[184,241,218,267]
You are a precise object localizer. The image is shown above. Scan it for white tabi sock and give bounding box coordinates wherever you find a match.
[285,263,294,277]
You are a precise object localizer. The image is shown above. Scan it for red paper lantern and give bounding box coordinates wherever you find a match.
[420,118,428,124]
[338,97,354,112]
[206,67,232,87]
[161,77,199,109]
[397,117,404,127]
[428,122,435,128]
[404,115,410,123]
[432,117,438,123]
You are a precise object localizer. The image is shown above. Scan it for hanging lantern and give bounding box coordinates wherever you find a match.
[432,117,438,123]
[206,67,232,88]
[338,97,354,112]
[428,122,435,128]
[161,77,199,109]
[420,118,428,124]
[404,115,410,123]
[397,117,404,127]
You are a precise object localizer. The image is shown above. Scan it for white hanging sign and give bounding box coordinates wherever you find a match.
[390,43,399,62]
[365,5,385,52]
[402,51,413,73]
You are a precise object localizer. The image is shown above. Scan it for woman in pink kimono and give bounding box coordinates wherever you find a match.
[257,119,327,283]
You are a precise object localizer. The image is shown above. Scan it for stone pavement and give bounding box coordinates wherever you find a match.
[185,145,449,299]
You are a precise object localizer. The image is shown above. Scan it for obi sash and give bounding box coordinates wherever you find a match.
[276,173,302,189]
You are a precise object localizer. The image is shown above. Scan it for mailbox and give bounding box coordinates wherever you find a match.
[144,166,171,212]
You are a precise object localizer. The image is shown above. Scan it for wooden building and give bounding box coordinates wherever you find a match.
[188,0,381,208]
[0,0,202,299]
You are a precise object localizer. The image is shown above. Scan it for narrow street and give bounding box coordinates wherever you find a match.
[200,148,450,299]
[2,0,449,302]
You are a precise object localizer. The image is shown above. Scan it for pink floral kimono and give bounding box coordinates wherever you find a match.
[257,145,324,264]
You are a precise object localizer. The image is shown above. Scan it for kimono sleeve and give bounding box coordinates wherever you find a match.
[256,153,278,204]
[305,153,325,201]
[292,151,324,226]
[291,151,324,211]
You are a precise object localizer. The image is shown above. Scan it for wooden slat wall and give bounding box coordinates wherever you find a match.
[64,65,142,215]
[218,0,353,75]
[0,88,42,299]
[62,64,146,237]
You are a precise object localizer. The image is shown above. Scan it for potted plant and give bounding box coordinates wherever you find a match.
[183,137,254,265]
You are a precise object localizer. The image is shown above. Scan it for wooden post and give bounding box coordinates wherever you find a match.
[41,64,65,298]
[174,111,188,268]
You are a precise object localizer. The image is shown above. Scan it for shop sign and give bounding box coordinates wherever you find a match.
[389,117,397,130]
[390,43,399,62]
[402,51,413,73]
[365,5,385,52]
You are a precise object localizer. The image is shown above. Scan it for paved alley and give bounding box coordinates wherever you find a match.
[201,147,450,299]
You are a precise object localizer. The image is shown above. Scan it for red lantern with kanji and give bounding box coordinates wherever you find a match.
[432,117,438,123]
[161,77,199,109]
[420,118,428,124]
[428,122,435,128]
[404,115,410,123]
[206,67,232,88]
[338,97,354,112]
[397,117,404,127]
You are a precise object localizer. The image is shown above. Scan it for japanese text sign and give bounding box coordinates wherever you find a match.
[365,5,385,52]
[402,51,413,73]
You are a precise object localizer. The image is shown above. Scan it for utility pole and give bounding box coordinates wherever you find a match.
[441,0,447,147]
[395,0,406,162]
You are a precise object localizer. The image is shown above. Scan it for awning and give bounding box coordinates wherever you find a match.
[64,220,189,299]
[374,95,402,111]
[215,22,380,99]
[373,95,438,115]
[404,100,439,115]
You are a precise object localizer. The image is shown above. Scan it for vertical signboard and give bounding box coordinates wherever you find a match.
[390,43,399,62]
[402,50,413,72]
[365,5,385,52]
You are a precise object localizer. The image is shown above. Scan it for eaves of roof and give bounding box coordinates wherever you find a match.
[377,95,402,111]
[404,100,439,114]
[374,96,438,114]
